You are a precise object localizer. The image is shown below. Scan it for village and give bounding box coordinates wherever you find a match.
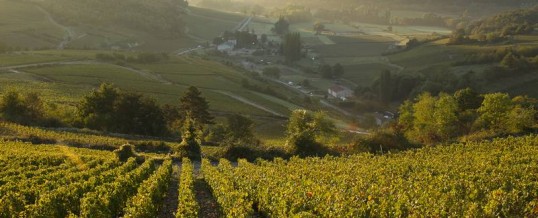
[206,20,402,129]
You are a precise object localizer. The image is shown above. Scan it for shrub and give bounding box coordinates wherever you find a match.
[114,144,138,162]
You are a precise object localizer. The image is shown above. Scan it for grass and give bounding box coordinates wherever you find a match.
[341,63,399,86]
[0,0,63,48]
[313,36,392,58]
[183,7,245,40]
[0,53,76,67]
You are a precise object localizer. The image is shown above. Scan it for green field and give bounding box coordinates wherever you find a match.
[0,51,308,138]
[0,0,63,48]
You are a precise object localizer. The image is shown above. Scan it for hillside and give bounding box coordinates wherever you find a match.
[0,0,247,51]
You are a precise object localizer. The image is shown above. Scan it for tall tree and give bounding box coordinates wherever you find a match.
[282,32,302,63]
[433,93,459,140]
[177,117,202,160]
[273,16,290,35]
[378,70,392,103]
[179,86,214,126]
[409,92,437,144]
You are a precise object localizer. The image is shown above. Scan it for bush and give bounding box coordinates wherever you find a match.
[114,144,138,162]
[351,129,416,154]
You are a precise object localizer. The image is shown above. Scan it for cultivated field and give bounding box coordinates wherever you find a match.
[2,130,536,217]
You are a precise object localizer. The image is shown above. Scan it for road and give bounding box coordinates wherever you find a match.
[214,90,286,118]
[235,16,252,32]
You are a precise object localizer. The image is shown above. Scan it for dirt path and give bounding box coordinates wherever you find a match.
[235,16,252,32]
[116,65,173,85]
[158,164,181,218]
[0,60,92,71]
[36,6,76,50]
[194,176,223,218]
[215,90,286,117]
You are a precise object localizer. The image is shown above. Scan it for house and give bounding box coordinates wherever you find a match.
[328,85,353,101]
[217,40,237,52]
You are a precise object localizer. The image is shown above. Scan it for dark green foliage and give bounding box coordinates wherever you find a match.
[218,144,290,162]
[112,92,166,136]
[114,144,138,162]
[179,86,214,126]
[319,63,344,79]
[378,70,392,103]
[225,114,255,145]
[286,110,337,157]
[272,17,290,35]
[332,63,344,78]
[77,83,167,136]
[0,92,51,126]
[282,32,302,63]
[352,129,415,154]
[175,118,202,161]
[319,64,332,79]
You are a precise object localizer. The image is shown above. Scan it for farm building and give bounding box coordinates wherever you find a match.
[328,85,353,101]
[217,40,237,52]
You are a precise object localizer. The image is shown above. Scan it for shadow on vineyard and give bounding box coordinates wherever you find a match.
[158,164,181,218]
[194,178,224,218]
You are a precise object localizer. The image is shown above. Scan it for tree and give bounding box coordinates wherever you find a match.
[398,100,414,131]
[408,92,437,144]
[286,110,337,156]
[272,17,289,35]
[260,34,268,44]
[282,32,302,63]
[433,93,459,140]
[226,114,255,144]
[179,86,214,126]
[78,83,120,131]
[476,93,513,133]
[176,117,202,160]
[506,104,536,133]
[333,63,344,78]
[378,70,392,103]
[313,22,325,35]
[0,92,28,124]
[113,93,166,136]
[77,83,167,136]
[454,88,483,111]
[500,52,518,68]
[320,64,333,79]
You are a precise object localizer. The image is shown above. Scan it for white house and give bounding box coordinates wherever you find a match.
[217,40,237,52]
[328,85,353,101]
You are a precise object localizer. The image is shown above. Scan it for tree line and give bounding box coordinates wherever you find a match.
[449,7,537,45]
[353,88,537,154]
